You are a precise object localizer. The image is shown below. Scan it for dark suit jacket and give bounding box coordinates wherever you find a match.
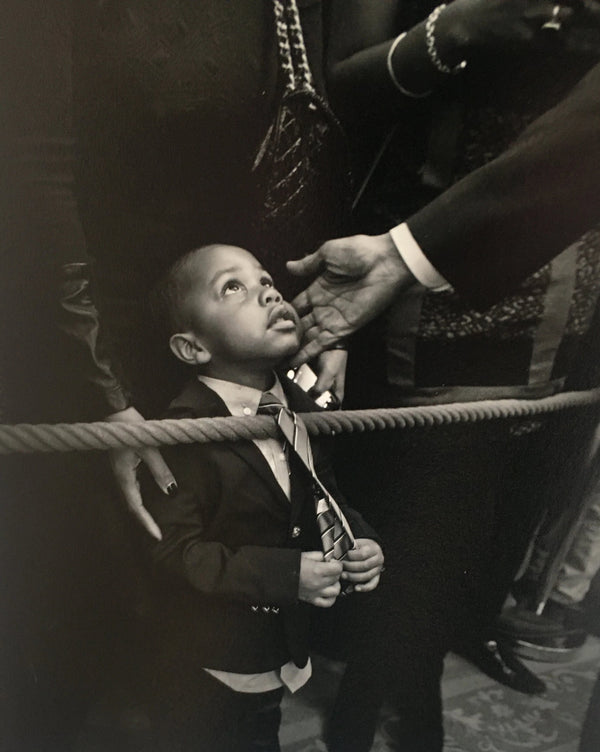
[141,376,375,675]
[408,62,600,309]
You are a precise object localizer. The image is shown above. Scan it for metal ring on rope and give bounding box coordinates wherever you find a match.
[1,388,599,455]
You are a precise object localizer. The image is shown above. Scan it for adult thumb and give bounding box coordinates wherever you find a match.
[287,250,322,278]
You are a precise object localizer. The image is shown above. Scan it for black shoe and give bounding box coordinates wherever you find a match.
[457,639,547,695]
[496,605,587,662]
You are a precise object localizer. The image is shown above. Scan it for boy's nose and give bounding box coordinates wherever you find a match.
[259,286,282,306]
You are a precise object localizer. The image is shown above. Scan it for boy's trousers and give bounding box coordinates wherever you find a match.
[150,659,284,752]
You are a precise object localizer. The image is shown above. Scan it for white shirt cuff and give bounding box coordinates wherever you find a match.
[389,223,450,290]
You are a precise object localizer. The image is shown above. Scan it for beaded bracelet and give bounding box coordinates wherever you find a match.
[386,32,432,99]
[425,4,467,75]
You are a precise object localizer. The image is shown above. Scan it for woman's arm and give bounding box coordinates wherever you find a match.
[327,0,575,115]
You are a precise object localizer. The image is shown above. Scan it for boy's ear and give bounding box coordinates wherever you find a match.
[169,332,211,366]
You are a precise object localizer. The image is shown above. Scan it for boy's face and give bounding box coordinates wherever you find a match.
[180,245,301,370]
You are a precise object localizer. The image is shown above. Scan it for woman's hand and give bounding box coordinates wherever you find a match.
[312,349,349,405]
[107,407,178,540]
[441,0,575,54]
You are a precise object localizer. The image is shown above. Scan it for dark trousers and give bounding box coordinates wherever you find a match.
[150,664,284,752]
[329,418,557,752]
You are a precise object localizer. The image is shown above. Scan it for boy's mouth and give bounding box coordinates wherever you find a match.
[267,304,298,331]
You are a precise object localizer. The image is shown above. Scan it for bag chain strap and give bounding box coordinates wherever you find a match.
[271,0,315,95]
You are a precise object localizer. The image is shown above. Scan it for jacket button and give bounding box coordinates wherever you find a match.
[292,526,301,538]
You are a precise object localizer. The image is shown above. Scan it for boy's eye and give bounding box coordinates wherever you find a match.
[222,280,245,296]
[260,276,273,288]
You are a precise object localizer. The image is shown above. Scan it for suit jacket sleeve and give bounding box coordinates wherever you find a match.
[142,445,302,607]
[407,62,600,309]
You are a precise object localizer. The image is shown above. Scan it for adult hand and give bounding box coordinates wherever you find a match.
[287,233,416,366]
[441,0,576,54]
[107,406,177,540]
[341,539,385,593]
[299,551,343,607]
[312,349,348,404]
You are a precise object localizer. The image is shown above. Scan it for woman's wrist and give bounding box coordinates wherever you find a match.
[387,32,432,98]
[428,3,473,69]
[426,5,468,75]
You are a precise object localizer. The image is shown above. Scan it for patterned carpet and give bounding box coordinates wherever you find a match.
[279,638,600,752]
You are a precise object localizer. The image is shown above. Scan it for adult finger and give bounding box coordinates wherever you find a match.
[314,350,347,397]
[291,289,313,317]
[118,468,163,540]
[110,448,163,539]
[297,311,318,335]
[289,338,330,368]
[140,447,178,496]
[286,251,323,278]
[334,359,346,403]
[132,503,164,541]
[290,324,340,368]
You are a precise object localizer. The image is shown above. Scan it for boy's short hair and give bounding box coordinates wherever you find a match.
[151,246,214,339]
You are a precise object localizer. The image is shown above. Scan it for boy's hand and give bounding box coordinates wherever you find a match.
[299,551,343,608]
[341,539,384,593]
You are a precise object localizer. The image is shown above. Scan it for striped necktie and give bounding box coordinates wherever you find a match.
[258,392,355,561]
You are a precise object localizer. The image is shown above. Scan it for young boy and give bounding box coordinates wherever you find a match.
[141,244,383,752]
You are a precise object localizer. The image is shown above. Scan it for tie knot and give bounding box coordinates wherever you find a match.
[257,392,285,417]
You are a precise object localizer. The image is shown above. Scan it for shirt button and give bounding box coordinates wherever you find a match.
[292,526,301,538]
[242,406,252,416]
[279,452,286,460]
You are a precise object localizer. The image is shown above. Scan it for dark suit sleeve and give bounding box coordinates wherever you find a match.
[407,62,600,309]
[142,446,302,607]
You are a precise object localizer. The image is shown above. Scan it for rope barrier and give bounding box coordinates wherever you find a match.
[1,387,600,455]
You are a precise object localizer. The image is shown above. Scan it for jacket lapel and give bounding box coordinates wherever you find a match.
[169,379,291,509]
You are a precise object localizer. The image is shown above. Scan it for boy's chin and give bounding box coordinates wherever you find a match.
[266,339,301,366]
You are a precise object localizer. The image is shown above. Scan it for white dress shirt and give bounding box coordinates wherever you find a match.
[196,373,312,694]
[390,222,449,290]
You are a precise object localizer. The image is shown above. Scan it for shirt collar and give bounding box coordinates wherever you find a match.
[197,373,287,417]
